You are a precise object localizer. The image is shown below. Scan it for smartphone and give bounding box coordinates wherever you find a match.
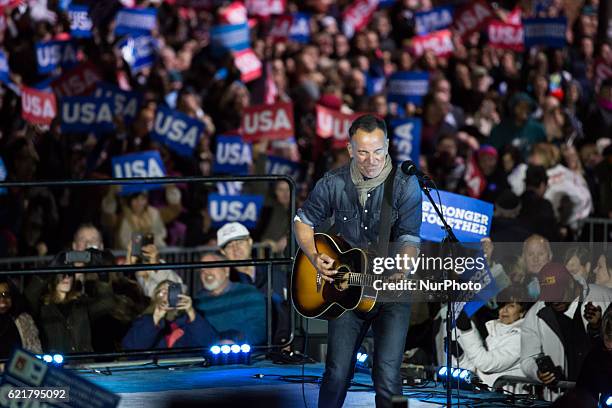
[131,232,144,258]
[535,355,556,374]
[167,282,182,308]
[65,250,91,264]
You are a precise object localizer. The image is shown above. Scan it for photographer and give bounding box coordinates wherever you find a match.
[122,280,217,350]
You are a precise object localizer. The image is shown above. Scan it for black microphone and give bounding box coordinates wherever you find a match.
[400,160,428,179]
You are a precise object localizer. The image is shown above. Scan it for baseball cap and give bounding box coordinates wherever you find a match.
[538,262,573,302]
[217,222,250,248]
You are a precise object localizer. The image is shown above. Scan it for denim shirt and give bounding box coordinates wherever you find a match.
[297,164,422,252]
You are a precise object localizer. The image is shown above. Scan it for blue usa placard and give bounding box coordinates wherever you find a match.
[414,6,454,35]
[114,7,157,36]
[208,193,264,228]
[265,155,300,180]
[0,349,120,407]
[391,118,421,165]
[216,181,244,196]
[289,13,310,43]
[522,17,566,48]
[420,190,493,243]
[151,106,205,157]
[213,135,252,175]
[210,23,250,55]
[94,83,141,124]
[117,34,157,73]
[68,5,93,38]
[60,96,115,133]
[388,71,429,106]
[112,151,166,195]
[0,156,6,195]
[0,51,9,84]
[35,40,79,74]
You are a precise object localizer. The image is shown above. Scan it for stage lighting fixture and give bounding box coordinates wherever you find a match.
[42,355,53,363]
[221,345,231,354]
[230,345,241,354]
[356,353,368,364]
[207,344,252,366]
[52,354,64,365]
[210,346,221,355]
[438,366,448,377]
[605,395,612,406]
[436,366,475,390]
[240,344,251,353]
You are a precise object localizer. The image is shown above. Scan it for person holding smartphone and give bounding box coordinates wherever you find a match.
[122,280,217,350]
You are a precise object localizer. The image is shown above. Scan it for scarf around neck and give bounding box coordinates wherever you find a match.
[350,154,393,208]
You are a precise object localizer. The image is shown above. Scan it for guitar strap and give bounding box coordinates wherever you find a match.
[376,165,397,258]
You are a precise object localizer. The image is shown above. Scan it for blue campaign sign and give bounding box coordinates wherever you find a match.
[366,74,386,96]
[0,156,6,195]
[114,7,157,36]
[151,106,205,157]
[0,51,9,84]
[522,17,566,48]
[391,118,421,165]
[213,135,252,175]
[208,193,264,228]
[420,190,493,243]
[265,155,300,180]
[68,5,92,38]
[60,96,115,133]
[35,40,79,75]
[289,13,310,43]
[414,6,454,35]
[117,34,157,73]
[378,0,396,7]
[210,23,250,56]
[111,151,166,194]
[216,181,244,196]
[0,349,120,407]
[388,71,429,106]
[94,83,141,124]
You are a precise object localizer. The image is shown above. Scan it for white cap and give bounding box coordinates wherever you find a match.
[217,222,251,248]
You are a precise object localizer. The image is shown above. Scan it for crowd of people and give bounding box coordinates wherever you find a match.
[0,0,610,403]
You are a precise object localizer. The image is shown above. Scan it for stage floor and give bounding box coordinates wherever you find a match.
[75,360,549,408]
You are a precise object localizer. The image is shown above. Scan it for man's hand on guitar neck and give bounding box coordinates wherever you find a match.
[311,253,338,283]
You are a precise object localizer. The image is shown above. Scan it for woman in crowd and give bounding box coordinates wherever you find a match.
[122,280,217,350]
[0,277,42,359]
[456,286,531,389]
[594,253,612,288]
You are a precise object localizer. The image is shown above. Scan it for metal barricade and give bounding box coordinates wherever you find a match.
[0,175,296,362]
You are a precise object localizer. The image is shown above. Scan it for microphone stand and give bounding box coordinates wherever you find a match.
[416,175,458,408]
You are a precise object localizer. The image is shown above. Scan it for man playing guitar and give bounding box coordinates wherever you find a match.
[294,114,423,408]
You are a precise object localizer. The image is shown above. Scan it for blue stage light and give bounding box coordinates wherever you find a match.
[438,366,448,377]
[210,345,221,355]
[230,345,241,354]
[459,369,470,381]
[240,344,251,353]
[221,345,231,354]
[42,355,53,363]
[452,368,461,378]
[357,353,368,363]
[605,395,612,406]
[52,354,64,365]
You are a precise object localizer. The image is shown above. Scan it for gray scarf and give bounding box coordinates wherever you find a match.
[350,154,393,208]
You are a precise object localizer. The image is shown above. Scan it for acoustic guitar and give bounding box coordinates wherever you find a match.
[291,233,400,320]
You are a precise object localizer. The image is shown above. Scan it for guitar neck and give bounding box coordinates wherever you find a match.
[348,273,397,288]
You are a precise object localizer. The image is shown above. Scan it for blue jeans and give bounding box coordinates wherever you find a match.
[318,302,411,408]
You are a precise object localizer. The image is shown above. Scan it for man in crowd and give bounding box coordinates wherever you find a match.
[193,252,266,345]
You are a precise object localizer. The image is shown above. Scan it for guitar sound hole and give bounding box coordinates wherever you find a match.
[334,265,350,291]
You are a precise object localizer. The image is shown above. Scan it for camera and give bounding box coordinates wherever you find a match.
[131,232,155,260]
[167,282,182,308]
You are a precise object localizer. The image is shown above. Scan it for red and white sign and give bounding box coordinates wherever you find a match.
[342,0,378,38]
[219,1,248,25]
[505,7,522,25]
[487,21,524,51]
[233,48,262,83]
[51,61,102,99]
[242,102,294,142]
[316,105,364,147]
[452,0,494,39]
[245,0,285,17]
[21,86,57,125]
[269,14,292,42]
[411,29,454,58]
[464,153,486,198]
